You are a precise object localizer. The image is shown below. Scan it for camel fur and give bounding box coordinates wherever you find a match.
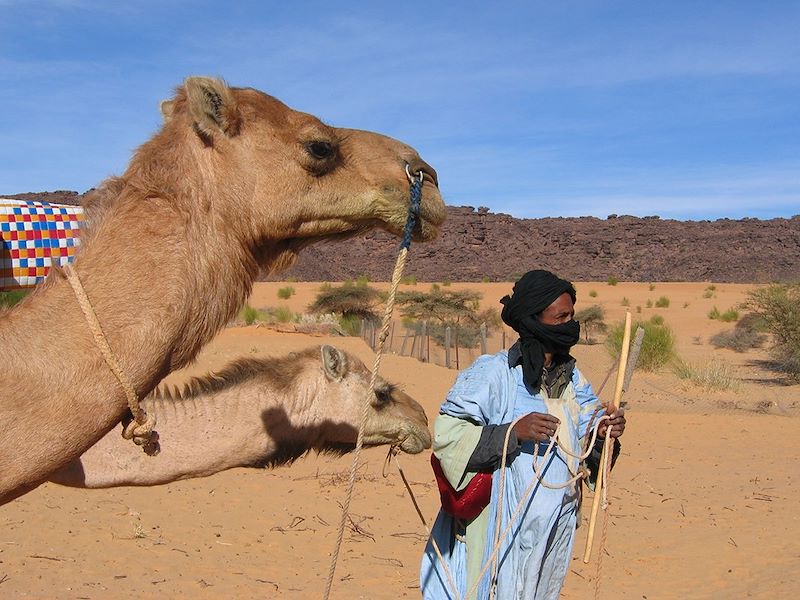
[0,76,445,504]
[49,345,431,488]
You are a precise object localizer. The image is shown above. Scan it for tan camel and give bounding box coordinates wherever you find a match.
[49,345,431,488]
[0,76,445,504]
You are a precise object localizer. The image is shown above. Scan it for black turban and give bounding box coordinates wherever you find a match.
[500,270,580,394]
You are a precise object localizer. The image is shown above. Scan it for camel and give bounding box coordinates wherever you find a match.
[48,345,431,488]
[0,76,445,505]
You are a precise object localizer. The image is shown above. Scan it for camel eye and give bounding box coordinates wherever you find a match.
[374,385,393,405]
[306,141,334,160]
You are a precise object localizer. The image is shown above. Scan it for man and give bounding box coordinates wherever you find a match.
[420,270,626,600]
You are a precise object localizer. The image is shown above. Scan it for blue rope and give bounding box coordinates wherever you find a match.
[400,172,423,250]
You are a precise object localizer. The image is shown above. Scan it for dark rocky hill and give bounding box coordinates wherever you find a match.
[274,206,800,283]
[4,192,798,283]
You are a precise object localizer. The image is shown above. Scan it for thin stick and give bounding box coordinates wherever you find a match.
[583,311,631,563]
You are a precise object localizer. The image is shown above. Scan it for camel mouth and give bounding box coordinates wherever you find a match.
[395,428,432,455]
[414,183,446,242]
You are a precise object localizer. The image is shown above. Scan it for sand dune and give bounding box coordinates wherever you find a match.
[1,281,797,599]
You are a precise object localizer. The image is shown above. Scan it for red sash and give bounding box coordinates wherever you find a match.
[430,454,493,521]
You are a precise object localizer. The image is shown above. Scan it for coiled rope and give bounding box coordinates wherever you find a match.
[322,165,423,600]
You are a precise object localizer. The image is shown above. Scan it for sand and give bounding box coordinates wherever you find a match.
[2,281,798,599]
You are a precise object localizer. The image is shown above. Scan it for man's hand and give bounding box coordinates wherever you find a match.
[598,406,626,439]
[512,412,560,443]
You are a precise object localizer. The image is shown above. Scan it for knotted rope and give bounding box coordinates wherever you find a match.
[322,166,423,600]
[64,264,159,455]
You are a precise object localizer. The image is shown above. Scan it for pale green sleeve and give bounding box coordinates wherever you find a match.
[433,413,483,492]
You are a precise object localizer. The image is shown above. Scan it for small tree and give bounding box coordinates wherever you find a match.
[308,282,383,328]
[743,283,800,380]
[396,288,498,349]
[575,304,607,344]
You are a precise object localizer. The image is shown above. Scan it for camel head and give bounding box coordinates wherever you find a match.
[140,76,446,271]
[312,345,432,455]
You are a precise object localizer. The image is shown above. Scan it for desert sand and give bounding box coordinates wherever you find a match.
[1,281,798,599]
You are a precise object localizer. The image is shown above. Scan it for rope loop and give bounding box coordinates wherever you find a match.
[64,264,159,456]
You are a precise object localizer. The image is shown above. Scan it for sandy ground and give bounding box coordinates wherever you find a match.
[2,281,798,599]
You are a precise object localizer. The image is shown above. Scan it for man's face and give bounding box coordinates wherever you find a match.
[538,292,575,326]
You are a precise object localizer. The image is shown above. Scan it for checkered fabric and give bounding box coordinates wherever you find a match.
[0,198,84,291]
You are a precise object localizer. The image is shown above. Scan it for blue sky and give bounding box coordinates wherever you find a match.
[1,1,798,220]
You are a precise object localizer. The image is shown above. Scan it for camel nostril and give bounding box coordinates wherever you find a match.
[406,159,438,187]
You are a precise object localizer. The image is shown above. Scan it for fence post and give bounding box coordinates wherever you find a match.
[420,320,427,361]
[480,322,487,355]
[445,326,451,369]
[454,327,460,370]
[400,328,410,356]
[388,321,395,353]
[410,331,417,359]
[361,318,367,344]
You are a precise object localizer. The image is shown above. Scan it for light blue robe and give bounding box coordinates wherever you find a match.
[420,351,601,600]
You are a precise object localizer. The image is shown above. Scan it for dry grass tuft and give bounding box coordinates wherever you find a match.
[673,359,741,392]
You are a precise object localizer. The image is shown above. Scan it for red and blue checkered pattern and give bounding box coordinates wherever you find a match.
[1,199,84,291]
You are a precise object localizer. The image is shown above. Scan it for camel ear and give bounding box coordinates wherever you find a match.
[321,345,348,381]
[184,76,241,137]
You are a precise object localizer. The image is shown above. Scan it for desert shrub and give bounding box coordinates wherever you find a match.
[589,290,598,298]
[607,276,619,286]
[743,283,800,380]
[703,285,716,299]
[239,304,263,325]
[645,299,653,308]
[338,314,362,336]
[401,275,417,285]
[710,328,766,352]
[442,279,452,287]
[648,283,656,291]
[606,317,676,371]
[673,359,740,391]
[709,306,738,322]
[683,302,689,308]
[481,276,491,283]
[0,289,30,309]
[650,314,664,326]
[575,304,607,344]
[308,281,383,323]
[654,296,670,308]
[737,312,769,333]
[277,286,295,300]
[620,297,630,307]
[356,274,371,285]
[636,305,642,313]
[270,306,294,323]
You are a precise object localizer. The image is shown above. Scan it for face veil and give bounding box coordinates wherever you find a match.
[500,270,580,394]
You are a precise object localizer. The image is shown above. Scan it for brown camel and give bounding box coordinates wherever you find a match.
[49,345,431,488]
[0,76,445,504]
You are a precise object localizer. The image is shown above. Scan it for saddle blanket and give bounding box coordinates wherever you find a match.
[0,198,84,291]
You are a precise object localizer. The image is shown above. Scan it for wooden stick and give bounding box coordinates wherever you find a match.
[583,311,631,563]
